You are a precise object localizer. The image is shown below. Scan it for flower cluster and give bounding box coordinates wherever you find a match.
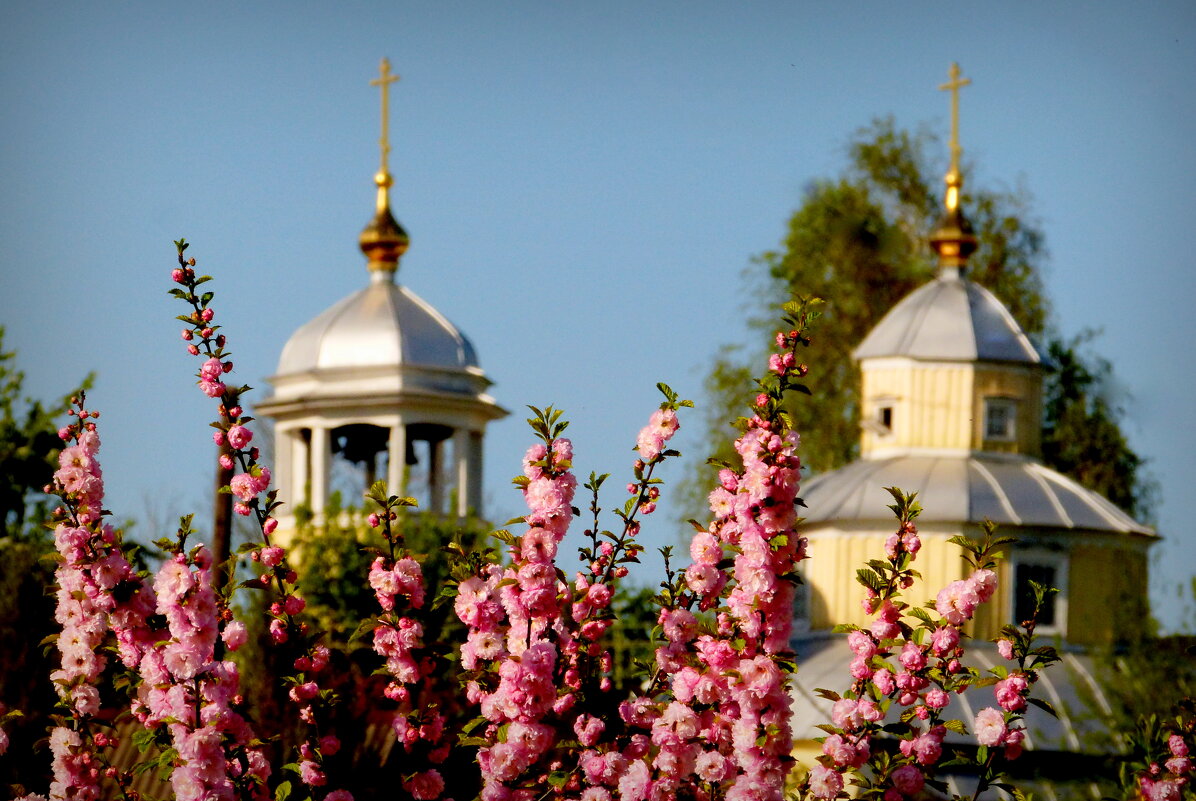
[44,398,160,801]
[135,534,269,801]
[364,485,449,801]
[802,491,1060,800]
[620,315,814,801]
[1139,731,1193,801]
[170,240,349,798]
[456,410,580,800]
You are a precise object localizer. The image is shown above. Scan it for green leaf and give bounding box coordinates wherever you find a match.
[1026,696,1059,718]
[275,780,292,801]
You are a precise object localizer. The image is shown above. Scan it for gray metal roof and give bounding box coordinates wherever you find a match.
[801,454,1152,536]
[276,273,479,376]
[853,273,1041,364]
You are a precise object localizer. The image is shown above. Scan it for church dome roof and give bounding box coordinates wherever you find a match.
[276,275,479,376]
[801,453,1152,536]
[853,274,1040,364]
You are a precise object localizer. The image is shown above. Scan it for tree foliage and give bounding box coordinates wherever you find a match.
[681,117,1150,523]
[1,326,93,537]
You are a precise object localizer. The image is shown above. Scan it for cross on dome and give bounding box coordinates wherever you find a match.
[370,58,400,213]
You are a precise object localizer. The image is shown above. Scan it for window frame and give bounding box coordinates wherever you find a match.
[1009,549,1068,638]
[983,396,1018,442]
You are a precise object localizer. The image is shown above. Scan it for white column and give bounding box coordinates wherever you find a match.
[453,428,469,518]
[387,421,407,499]
[274,426,294,508]
[310,425,330,517]
[291,428,310,508]
[429,437,444,514]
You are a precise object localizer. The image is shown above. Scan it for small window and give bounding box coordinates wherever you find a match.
[984,398,1017,441]
[1011,552,1067,636]
[878,406,893,431]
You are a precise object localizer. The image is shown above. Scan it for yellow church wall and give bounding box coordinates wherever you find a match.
[971,365,1042,457]
[859,361,975,456]
[805,526,971,631]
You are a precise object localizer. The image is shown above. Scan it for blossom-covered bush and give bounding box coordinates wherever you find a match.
[4,242,1127,801]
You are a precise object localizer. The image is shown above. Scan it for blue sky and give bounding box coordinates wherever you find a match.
[2,3,1194,630]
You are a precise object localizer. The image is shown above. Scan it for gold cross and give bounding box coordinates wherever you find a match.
[371,58,400,176]
[939,62,971,177]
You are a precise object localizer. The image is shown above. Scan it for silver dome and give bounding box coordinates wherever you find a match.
[277,275,479,376]
[801,454,1152,536]
[853,274,1040,364]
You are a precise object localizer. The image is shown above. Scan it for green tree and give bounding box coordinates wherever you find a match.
[1042,334,1155,521]
[681,117,1150,523]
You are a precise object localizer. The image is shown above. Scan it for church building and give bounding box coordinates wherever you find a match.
[256,60,506,533]
[789,65,1156,790]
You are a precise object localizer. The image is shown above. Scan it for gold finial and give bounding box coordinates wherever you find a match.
[360,58,409,276]
[938,62,971,212]
[370,58,400,213]
[930,63,977,274]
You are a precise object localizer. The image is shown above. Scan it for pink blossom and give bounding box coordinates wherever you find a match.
[807,764,843,799]
[935,580,980,626]
[404,769,445,800]
[974,707,1007,747]
[890,765,924,795]
[298,760,326,786]
[968,568,998,603]
[997,639,1014,660]
[1140,777,1183,801]
[1164,756,1191,776]
[260,546,285,567]
[227,425,252,450]
[1170,734,1189,758]
[994,675,1028,712]
[930,626,959,656]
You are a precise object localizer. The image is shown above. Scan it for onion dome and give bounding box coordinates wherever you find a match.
[276,277,479,377]
[852,275,1040,364]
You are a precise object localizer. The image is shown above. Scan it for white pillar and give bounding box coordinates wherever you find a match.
[310,425,330,517]
[274,426,294,508]
[387,421,407,499]
[453,428,469,518]
[429,437,444,514]
[292,428,310,508]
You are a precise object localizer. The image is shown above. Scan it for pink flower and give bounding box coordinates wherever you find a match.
[994,675,1028,712]
[1164,756,1191,776]
[298,760,326,787]
[1170,734,1189,758]
[935,579,980,625]
[890,765,924,795]
[968,568,998,603]
[974,707,1007,747]
[808,764,843,799]
[227,425,252,450]
[1140,777,1183,801]
[925,689,949,710]
[260,546,285,567]
[930,626,959,656]
[222,621,247,651]
[404,769,445,800]
[997,638,1014,660]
